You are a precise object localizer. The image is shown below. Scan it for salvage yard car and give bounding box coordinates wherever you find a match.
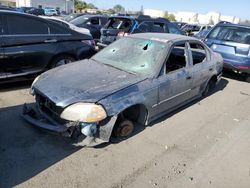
[0,11,96,82]
[22,33,223,146]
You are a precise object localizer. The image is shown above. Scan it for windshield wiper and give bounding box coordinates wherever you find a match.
[103,63,136,75]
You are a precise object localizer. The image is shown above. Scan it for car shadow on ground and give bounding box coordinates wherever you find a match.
[0,80,33,92]
[0,78,228,186]
[0,104,81,187]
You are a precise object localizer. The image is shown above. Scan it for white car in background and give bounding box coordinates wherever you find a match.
[44,8,58,16]
[40,16,92,36]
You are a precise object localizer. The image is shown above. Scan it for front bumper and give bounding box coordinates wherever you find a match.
[22,103,117,146]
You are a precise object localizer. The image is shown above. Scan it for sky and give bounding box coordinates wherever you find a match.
[85,0,249,20]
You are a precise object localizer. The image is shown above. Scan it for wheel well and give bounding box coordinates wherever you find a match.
[211,75,217,83]
[117,104,148,125]
[47,53,77,69]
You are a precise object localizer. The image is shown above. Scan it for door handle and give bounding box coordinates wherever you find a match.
[44,39,57,43]
[186,76,192,80]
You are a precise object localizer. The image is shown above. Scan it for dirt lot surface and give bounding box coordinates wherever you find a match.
[0,74,250,188]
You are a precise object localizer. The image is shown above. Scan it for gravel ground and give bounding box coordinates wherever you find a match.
[0,73,250,188]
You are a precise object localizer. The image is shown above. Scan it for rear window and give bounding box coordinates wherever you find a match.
[105,18,133,31]
[208,26,250,45]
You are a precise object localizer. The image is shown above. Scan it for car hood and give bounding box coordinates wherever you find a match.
[34,59,145,107]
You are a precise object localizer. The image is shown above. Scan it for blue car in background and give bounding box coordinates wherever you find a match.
[98,16,183,48]
[204,22,250,82]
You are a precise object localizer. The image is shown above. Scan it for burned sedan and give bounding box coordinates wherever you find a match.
[22,33,223,146]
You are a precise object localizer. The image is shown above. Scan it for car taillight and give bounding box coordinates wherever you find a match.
[118,32,130,37]
[238,65,249,69]
[82,40,95,47]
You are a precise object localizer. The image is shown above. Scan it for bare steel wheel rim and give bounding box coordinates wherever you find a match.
[119,121,134,137]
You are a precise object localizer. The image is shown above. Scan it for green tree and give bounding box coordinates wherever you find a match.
[107,8,116,14]
[113,4,125,13]
[167,14,176,21]
[87,3,97,9]
[75,0,87,11]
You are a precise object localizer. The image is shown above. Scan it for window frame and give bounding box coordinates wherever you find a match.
[187,41,210,66]
[159,41,190,77]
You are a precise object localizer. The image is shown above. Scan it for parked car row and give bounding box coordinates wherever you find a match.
[2,5,60,16]
[97,16,184,48]
[1,9,249,147]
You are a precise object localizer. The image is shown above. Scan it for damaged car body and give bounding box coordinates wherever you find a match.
[22,33,223,146]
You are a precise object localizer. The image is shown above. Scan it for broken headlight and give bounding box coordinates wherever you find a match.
[60,103,107,123]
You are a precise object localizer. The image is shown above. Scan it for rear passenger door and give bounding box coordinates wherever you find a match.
[157,42,193,114]
[187,41,214,97]
[2,13,58,76]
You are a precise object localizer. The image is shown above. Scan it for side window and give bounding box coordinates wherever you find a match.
[90,18,99,25]
[189,43,207,65]
[152,22,165,33]
[100,17,108,25]
[49,24,69,34]
[168,24,181,34]
[136,22,151,32]
[166,43,187,74]
[6,15,48,35]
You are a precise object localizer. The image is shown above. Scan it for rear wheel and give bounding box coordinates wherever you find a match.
[202,79,216,97]
[50,55,75,68]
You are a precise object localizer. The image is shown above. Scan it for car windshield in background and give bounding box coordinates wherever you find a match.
[70,16,89,25]
[208,26,250,44]
[92,37,167,76]
[105,18,133,31]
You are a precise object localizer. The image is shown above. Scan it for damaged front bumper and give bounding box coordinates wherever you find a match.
[22,103,117,146]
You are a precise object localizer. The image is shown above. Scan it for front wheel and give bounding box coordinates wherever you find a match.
[113,119,134,138]
[50,55,75,68]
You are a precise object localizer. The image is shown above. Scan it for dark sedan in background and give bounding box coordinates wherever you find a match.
[98,16,183,48]
[23,33,223,146]
[0,11,96,83]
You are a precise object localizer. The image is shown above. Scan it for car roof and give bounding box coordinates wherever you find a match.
[109,16,135,20]
[216,22,250,29]
[81,14,107,18]
[129,33,199,43]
